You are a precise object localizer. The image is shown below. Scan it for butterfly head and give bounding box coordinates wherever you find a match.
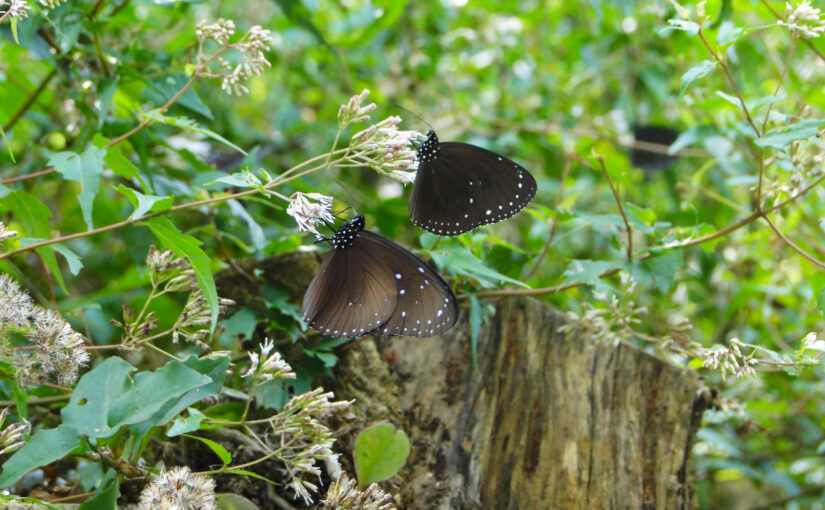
[417,130,440,163]
[331,215,365,250]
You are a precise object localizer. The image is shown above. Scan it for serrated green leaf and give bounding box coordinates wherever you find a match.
[354,423,410,488]
[49,145,106,230]
[756,119,825,149]
[680,60,716,99]
[562,259,620,286]
[103,145,140,178]
[145,216,218,332]
[149,74,213,120]
[116,184,172,220]
[184,434,232,465]
[0,425,83,488]
[206,170,263,188]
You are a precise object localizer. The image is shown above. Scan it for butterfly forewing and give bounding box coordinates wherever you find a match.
[302,247,397,338]
[410,132,537,235]
[302,217,457,339]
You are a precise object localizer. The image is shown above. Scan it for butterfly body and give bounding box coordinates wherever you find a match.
[410,130,537,235]
[302,216,457,338]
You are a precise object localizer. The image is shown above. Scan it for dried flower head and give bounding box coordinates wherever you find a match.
[780,1,825,37]
[0,274,34,332]
[286,192,336,239]
[146,245,190,282]
[339,90,377,128]
[27,310,90,386]
[0,222,18,243]
[138,466,216,510]
[350,116,421,180]
[268,388,352,504]
[0,407,29,456]
[1,0,30,20]
[701,338,757,380]
[322,475,396,510]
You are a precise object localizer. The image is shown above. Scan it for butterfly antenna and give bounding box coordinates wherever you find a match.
[334,181,362,213]
[392,104,435,132]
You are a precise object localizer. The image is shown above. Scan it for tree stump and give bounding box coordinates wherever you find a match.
[335,296,710,509]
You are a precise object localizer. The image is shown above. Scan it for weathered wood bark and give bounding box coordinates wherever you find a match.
[335,297,710,509]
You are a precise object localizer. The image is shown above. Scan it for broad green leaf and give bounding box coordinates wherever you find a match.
[756,119,825,149]
[661,19,700,35]
[144,110,245,155]
[145,216,219,332]
[426,246,530,288]
[53,8,85,52]
[168,408,207,437]
[184,434,232,465]
[273,0,333,50]
[116,184,173,220]
[354,423,410,488]
[62,357,211,439]
[106,361,212,431]
[0,425,83,488]
[104,145,140,179]
[228,199,265,251]
[716,21,743,46]
[216,493,262,510]
[132,355,230,435]
[680,60,716,99]
[49,145,106,230]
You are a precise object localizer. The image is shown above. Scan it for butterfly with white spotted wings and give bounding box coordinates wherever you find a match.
[302,216,458,338]
[409,130,537,236]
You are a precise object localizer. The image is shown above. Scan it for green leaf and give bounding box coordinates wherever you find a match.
[224,469,278,485]
[49,145,107,230]
[0,425,83,488]
[0,124,14,162]
[96,77,119,129]
[149,74,214,120]
[468,294,483,369]
[216,493,263,510]
[816,286,825,317]
[51,244,84,275]
[104,145,140,179]
[228,199,265,251]
[426,245,530,288]
[10,18,19,44]
[144,110,245,155]
[756,119,825,149]
[145,216,219,332]
[680,60,716,99]
[206,170,263,189]
[116,184,173,220]
[661,19,700,35]
[184,434,232,465]
[354,423,410,488]
[716,22,743,46]
[168,408,207,437]
[78,469,119,510]
[62,357,211,439]
[562,259,620,287]
[272,0,334,51]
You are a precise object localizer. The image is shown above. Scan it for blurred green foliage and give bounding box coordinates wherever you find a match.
[1,0,825,507]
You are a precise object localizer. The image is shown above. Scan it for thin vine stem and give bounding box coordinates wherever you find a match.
[596,154,632,262]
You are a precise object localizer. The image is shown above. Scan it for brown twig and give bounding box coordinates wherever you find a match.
[522,160,571,281]
[762,214,825,269]
[2,69,58,132]
[595,154,633,261]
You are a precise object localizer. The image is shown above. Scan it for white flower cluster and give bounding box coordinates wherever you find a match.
[286,192,336,239]
[0,274,90,387]
[700,338,757,380]
[195,19,273,95]
[322,475,396,510]
[350,115,420,184]
[268,388,353,505]
[138,466,216,510]
[338,89,377,128]
[196,18,235,46]
[1,0,31,19]
[241,338,296,381]
[780,1,825,38]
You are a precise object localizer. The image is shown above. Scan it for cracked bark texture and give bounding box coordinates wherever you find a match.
[335,296,709,509]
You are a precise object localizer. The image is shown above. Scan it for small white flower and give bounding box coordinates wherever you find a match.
[286,192,336,238]
[3,0,31,19]
[783,1,825,37]
[338,90,377,127]
[241,351,259,378]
